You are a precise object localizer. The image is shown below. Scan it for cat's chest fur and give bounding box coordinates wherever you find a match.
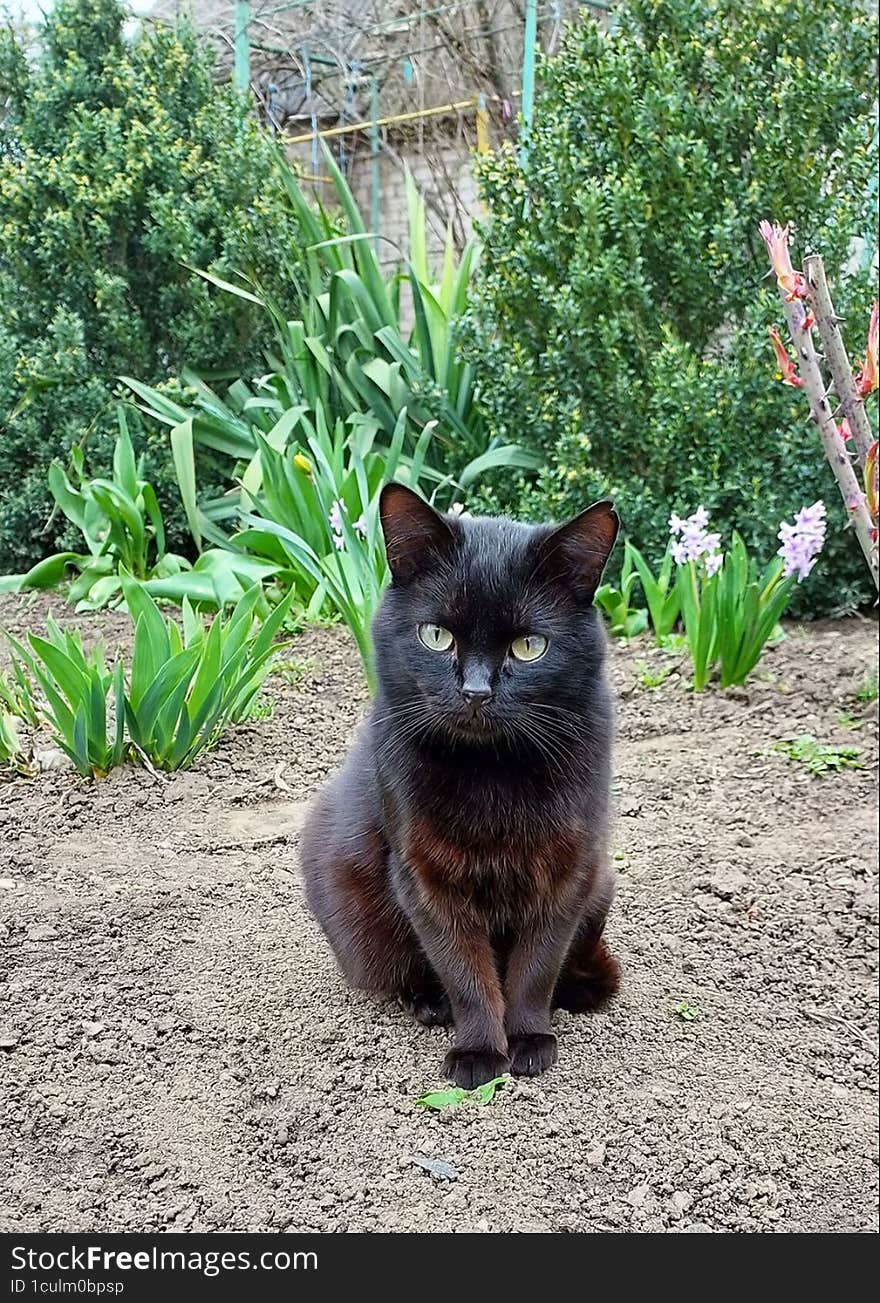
[380,744,594,920]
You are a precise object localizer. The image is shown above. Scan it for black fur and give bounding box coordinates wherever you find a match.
[301,485,621,1086]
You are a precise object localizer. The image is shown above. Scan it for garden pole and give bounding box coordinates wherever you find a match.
[778,292,879,588]
[520,0,538,167]
[476,92,489,153]
[371,77,381,256]
[234,1,250,93]
[804,254,874,470]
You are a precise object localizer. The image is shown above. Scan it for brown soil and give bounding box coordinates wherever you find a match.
[1,591,877,1234]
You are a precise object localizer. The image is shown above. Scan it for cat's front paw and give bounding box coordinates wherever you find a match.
[508,1032,558,1077]
[443,1047,509,1089]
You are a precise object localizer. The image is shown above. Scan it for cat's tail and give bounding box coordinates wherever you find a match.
[553,937,621,1013]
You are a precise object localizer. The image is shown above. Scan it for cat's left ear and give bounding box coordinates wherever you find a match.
[380,482,456,583]
[535,500,620,602]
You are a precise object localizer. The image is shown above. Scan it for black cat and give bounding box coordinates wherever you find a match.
[300,483,621,1087]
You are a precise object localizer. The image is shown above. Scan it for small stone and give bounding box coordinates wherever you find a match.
[27,924,59,942]
[585,1143,606,1167]
[670,1191,694,1215]
[682,1222,714,1233]
[0,878,17,889]
[625,1183,651,1207]
[34,747,72,772]
[130,1027,157,1048]
[708,866,750,900]
[82,1022,105,1038]
[413,1154,459,1181]
[0,1031,20,1050]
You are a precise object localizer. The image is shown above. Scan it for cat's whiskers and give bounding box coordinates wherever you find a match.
[369,702,432,730]
[505,712,569,778]
[371,705,438,760]
[523,701,607,746]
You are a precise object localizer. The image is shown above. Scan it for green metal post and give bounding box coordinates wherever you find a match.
[234,1,250,93]
[520,0,538,166]
[371,77,381,255]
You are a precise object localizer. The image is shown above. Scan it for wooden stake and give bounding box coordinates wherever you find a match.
[803,254,874,469]
[777,292,878,589]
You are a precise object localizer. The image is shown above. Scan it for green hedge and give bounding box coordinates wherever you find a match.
[0,0,303,571]
[461,0,878,616]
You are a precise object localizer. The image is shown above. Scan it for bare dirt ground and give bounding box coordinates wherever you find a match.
[1,591,877,1234]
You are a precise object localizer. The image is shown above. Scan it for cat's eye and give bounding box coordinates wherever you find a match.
[418,623,454,652]
[510,634,548,662]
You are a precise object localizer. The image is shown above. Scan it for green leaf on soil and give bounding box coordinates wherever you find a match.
[416,1075,508,1110]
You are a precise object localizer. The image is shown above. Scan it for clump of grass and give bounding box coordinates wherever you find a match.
[836,710,864,731]
[771,734,864,777]
[274,655,318,689]
[635,659,674,690]
[6,619,126,778]
[853,671,878,703]
[416,1076,508,1110]
[245,695,275,722]
[657,632,688,655]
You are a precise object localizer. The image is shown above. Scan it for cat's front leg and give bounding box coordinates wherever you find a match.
[503,902,583,1077]
[394,860,509,1088]
[424,914,510,1088]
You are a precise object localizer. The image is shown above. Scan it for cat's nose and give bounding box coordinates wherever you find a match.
[461,683,493,710]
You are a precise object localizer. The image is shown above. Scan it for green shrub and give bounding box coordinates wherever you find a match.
[125,148,538,550]
[461,0,878,616]
[0,0,304,572]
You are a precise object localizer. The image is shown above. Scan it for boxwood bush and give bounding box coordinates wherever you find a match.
[0,0,303,572]
[461,0,878,616]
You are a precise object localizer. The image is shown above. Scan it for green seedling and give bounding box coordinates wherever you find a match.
[274,655,318,689]
[657,632,688,655]
[836,710,864,731]
[854,672,878,703]
[771,734,864,777]
[673,1000,702,1021]
[245,696,275,721]
[635,659,674,690]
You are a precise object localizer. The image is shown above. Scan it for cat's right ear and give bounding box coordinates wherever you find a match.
[379,483,456,583]
[534,499,620,602]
